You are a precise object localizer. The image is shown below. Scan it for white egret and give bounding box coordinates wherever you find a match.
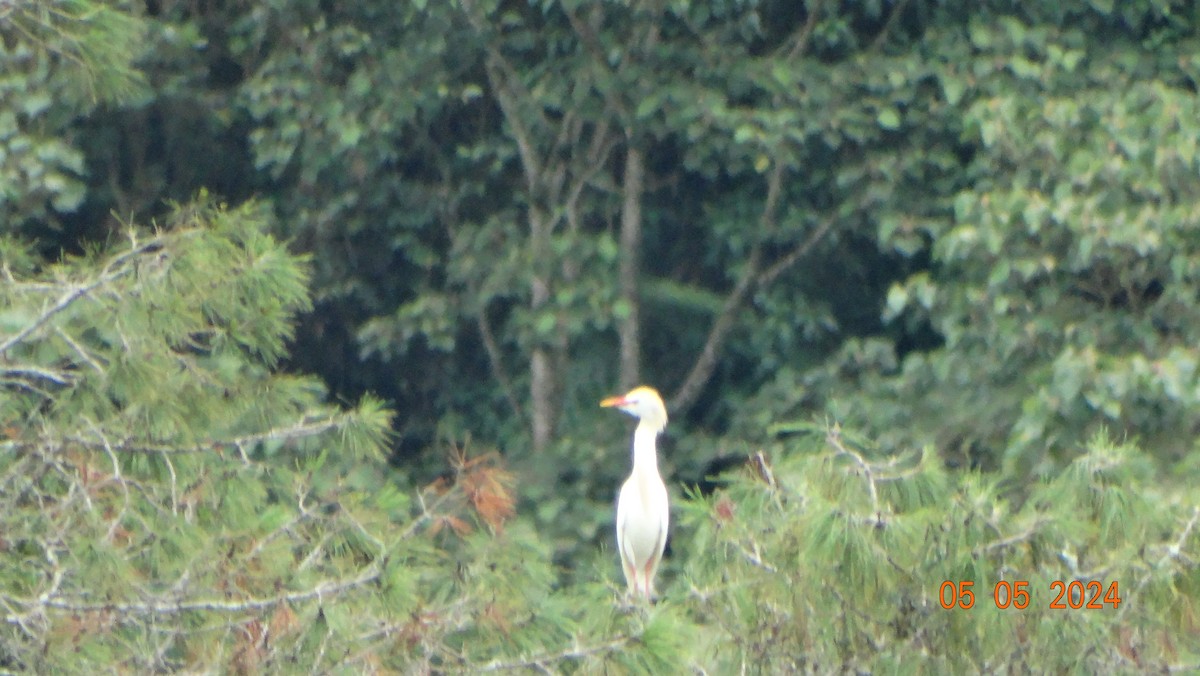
[600,386,669,600]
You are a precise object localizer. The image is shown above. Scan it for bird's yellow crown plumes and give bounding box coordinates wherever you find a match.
[598,385,665,411]
[625,385,663,404]
[599,386,668,432]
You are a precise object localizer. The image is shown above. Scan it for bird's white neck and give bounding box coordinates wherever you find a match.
[632,422,661,476]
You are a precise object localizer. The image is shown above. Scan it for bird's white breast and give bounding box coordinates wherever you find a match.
[617,471,669,566]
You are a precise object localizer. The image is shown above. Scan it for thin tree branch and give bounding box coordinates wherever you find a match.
[562,5,632,123]
[1118,505,1200,621]
[668,163,784,413]
[39,562,382,617]
[475,635,635,672]
[0,366,77,386]
[825,424,882,522]
[59,413,350,455]
[0,237,162,356]
[476,307,525,421]
[6,484,469,624]
[460,0,545,189]
[755,215,836,289]
[668,191,835,413]
[735,539,778,573]
[974,519,1047,556]
[55,326,106,373]
[871,0,912,52]
[785,0,822,60]
[557,117,617,232]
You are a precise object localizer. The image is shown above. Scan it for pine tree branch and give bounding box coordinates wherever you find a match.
[735,539,778,572]
[405,476,466,541]
[826,425,882,522]
[0,235,165,357]
[0,366,77,386]
[1117,505,1199,621]
[79,416,138,535]
[55,326,106,373]
[1,264,126,356]
[3,541,65,638]
[475,635,635,672]
[974,519,1046,556]
[1164,505,1199,565]
[6,469,466,629]
[226,415,355,451]
[12,510,398,623]
[0,379,51,402]
[38,561,384,617]
[61,413,350,455]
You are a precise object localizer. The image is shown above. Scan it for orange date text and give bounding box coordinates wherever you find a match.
[938,580,1120,610]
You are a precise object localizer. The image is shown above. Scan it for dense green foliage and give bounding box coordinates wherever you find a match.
[3,0,1200,671]
[681,430,1199,671]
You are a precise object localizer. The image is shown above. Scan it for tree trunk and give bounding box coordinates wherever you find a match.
[617,146,644,391]
[529,207,556,454]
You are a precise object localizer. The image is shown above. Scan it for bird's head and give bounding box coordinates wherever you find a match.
[600,386,668,433]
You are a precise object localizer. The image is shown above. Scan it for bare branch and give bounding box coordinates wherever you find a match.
[825,424,882,522]
[55,326,106,373]
[669,162,784,413]
[460,0,545,189]
[0,366,77,386]
[40,561,383,617]
[668,165,835,415]
[476,307,525,421]
[562,5,632,123]
[476,635,635,672]
[735,539,778,573]
[556,118,618,233]
[871,0,913,52]
[974,519,1046,556]
[0,254,139,356]
[785,0,822,60]
[755,216,836,289]
[60,413,350,455]
[1117,505,1199,621]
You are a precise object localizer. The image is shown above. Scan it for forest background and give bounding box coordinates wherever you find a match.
[2,0,1199,672]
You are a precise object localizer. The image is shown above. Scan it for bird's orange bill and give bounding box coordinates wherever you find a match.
[599,395,627,408]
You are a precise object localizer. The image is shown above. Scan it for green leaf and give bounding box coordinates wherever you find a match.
[461,83,483,102]
[733,124,756,143]
[877,107,901,130]
[884,283,908,320]
[942,76,965,106]
[20,92,53,118]
[534,312,556,336]
[636,95,661,120]
[612,298,631,320]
